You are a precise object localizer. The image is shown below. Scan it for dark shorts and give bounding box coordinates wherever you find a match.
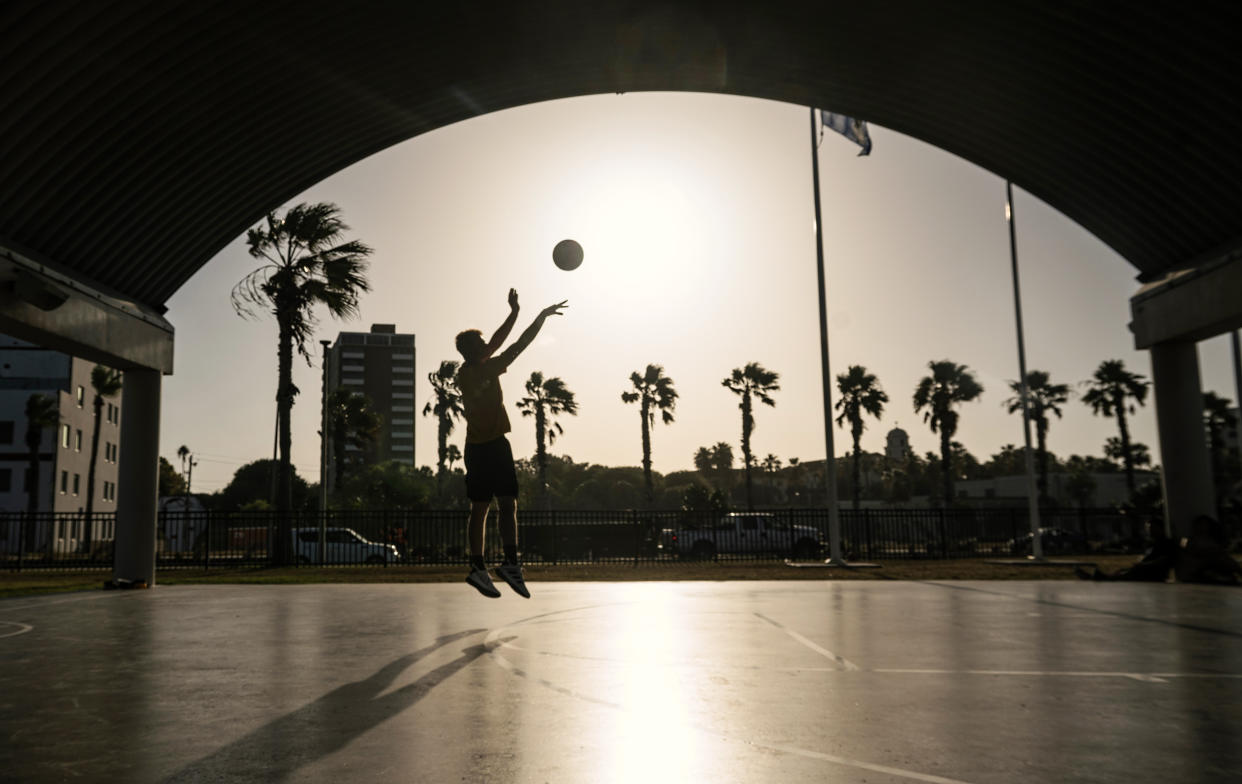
[464,436,519,502]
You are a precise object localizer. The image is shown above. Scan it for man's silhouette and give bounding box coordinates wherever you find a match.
[455,289,567,597]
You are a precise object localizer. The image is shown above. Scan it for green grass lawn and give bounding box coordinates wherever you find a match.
[0,555,1166,599]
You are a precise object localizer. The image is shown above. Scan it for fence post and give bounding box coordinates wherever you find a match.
[17,512,25,572]
[203,511,211,569]
[552,510,558,566]
[939,508,947,559]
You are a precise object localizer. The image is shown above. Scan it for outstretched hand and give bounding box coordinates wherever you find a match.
[541,300,568,318]
[508,288,519,311]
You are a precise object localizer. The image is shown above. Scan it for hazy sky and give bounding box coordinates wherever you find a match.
[159,92,1239,495]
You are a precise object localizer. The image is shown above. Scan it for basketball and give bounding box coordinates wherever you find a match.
[552,239,583,271]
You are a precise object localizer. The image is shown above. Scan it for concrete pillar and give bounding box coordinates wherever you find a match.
[1150,340,1215,541]
[114,368,161,585]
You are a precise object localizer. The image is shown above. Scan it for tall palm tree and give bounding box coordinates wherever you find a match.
[327,388,382,489]
[516,372,578,508]
[82,366,122,553]
[621,364,678,506]
[1002,370,1070,506]
[232,202,372,540]
[421,360,464,493]
[23,394,59,552]
[834,365,888,510]
[1081,359,1149,498]
[913,360,983,506]
[722,362,780,510]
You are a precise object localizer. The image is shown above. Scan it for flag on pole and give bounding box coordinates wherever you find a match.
[820,111,872,156]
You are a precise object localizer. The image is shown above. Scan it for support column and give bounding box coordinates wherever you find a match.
[114,368,161,585]
[1150,340,1215,541]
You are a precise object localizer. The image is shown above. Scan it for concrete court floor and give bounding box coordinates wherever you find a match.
[1,579,1241,784]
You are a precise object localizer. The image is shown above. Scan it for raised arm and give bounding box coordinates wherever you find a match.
[495,300,568,367]
[483,288,520,359]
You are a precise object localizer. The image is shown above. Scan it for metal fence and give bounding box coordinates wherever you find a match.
[1,507,1143,571]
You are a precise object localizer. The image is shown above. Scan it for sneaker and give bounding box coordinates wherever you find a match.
[495,563,530,598]
[466,567,501,598]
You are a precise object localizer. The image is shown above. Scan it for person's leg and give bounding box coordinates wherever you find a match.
[468,500,491,570]
[498,496,518,565]
[493,495,529,598]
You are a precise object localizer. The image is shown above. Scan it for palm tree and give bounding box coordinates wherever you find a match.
[621,365,678,506]
[834,365,888,510]
[327,388,382,489]
[79,366,124,553]
[913,360,984,506]
[421,360,464,494]
[722,362,780,510]
[1081,359,1149,499]
[1003,370,1070,506]
[1203,391,1238,499]
[232,202,372,539]
[516,372,578,508]
[23,394,59,552]
[446,444,462,473]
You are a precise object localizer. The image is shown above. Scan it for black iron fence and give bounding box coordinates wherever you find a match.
[1,507,1143,571]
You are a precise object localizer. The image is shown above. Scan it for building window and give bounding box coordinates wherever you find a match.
[76,386,85,407]
[343,364,365,372]
[60,470,68,493]
[61,424,70,448]
[75,429,83,451]
[73,474,80,495]
[0,420,12,444]
[391,418,414,425]
[391,444,413,452]
[392,379,414,386]
[391,406,414,413]
[343,378,364,385]
[342,351,364,359]
[392,392,413,399]
[392,365,414,374]
[0,468,10,492]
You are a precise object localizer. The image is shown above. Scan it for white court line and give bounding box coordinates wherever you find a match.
[872,669,1242,683]
[753,612,860,670]
[0,621,33,638]
[0,592,115,613]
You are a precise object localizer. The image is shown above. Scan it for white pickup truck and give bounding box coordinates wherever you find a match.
[660,513,824,560]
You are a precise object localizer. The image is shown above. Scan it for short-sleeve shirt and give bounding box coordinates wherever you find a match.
[457,358,511,444]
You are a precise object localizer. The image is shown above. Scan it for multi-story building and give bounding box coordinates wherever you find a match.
[0,336,122,552]
[323,324,415,495]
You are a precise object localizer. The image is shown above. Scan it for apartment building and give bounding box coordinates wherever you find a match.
[324,324,415,494]
[0,336,122,552]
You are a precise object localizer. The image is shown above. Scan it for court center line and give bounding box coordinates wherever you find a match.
[753,612,860,670]
[872,669,1242,682]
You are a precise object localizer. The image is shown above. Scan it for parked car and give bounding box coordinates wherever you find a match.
[1007,527,1085,556]
[292,527,400,564]
[660,512,823,559]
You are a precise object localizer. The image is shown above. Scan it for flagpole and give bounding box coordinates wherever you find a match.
[1006,180,1044,560]
[810,107,845,565]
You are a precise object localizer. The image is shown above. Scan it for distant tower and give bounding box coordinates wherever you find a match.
[885,425,911,462]
[324,324,416,496]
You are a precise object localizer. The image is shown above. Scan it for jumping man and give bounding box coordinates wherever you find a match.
[455,288,568,597]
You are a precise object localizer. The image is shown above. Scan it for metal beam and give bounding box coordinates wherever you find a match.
[0,245,174,373]
[1129,250,1242,350]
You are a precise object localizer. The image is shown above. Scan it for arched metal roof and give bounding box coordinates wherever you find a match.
[1,0,1239,312]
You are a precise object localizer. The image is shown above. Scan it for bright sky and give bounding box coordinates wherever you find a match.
[160,92,1239,496]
